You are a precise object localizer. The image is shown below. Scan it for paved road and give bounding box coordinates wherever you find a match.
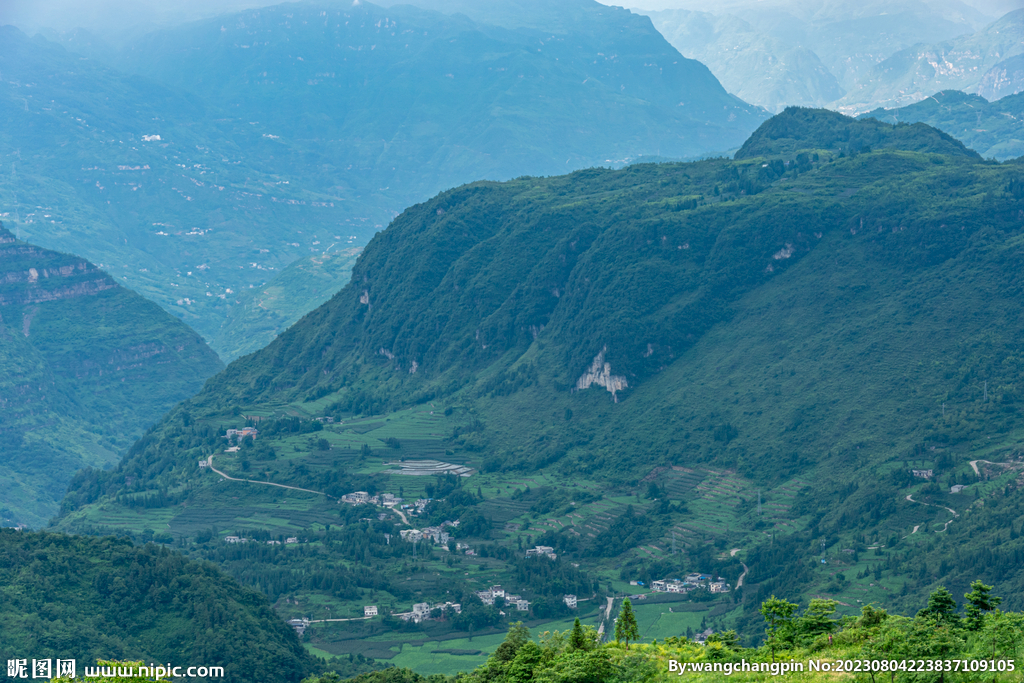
[598,596,614,636]
[737,562,749,588]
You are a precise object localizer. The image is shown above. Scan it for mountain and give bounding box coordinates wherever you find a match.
[119,0,765,186]
[51,111,1024,663]
[640,0,990,111]
[0,224,222,529]
[975,52,1024,100]
[644,8,846,111]
[860,89,1024,160]
[0,529,319,683]
[3,0,767,360]
[836,9,1024,112]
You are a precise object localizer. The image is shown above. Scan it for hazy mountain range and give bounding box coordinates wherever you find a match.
[642,0,1024,113]
[1,0,767,362]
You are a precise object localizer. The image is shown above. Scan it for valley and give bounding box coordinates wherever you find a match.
[4,1,1024,680]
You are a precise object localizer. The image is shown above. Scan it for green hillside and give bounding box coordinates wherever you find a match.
[860,90,1024,161]
[53,109,1024,666]
[0,529,319,683]
[0,224,223,528]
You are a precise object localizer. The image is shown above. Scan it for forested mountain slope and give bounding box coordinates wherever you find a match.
[860,90,1024,161]
[0,530,318,683]
[0,224,222,528]
[53,110,1024,653]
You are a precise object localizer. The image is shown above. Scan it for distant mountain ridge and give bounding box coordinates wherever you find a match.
[835,8,1024,112]
[0,224,222,528]
[641,0,993,112]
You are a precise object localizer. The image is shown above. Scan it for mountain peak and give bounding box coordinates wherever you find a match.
[735,107,981,159]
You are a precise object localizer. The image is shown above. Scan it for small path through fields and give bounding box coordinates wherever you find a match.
[905,494,958,533]
[206,454,338,500]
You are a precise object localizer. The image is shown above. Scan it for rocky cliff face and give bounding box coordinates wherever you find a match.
[0,224,222,528]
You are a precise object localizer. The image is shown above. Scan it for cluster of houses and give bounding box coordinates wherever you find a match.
[651,573,730,594]
[340,492,438,517]
[399,520,459,546]
[224,535,299,544]
[341,491,403,506]
[476,586,530,612]
[225,427,258,442]
[525,545,557,560]
[398,601,463,623]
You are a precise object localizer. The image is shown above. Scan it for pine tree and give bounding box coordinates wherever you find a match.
[919,586,959,625]
[614,598,640,649]
[963,580,1001,631]
[568,617,587,651]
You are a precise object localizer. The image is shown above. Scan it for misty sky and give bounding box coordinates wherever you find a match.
[3,0,1022,39]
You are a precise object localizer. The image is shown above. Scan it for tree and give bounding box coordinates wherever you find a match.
[795,599,838,641]
[492,622,530,664]
[918,586,959,625]
[505,641,542,683]
[760,595,798,663]
[976,610,1024,670]
[614,598,640,649]
[963,580,1001,631]
[568,618,588,651]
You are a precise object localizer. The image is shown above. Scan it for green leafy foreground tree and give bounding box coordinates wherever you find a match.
[760,595,798,663]
[614,598,640,649]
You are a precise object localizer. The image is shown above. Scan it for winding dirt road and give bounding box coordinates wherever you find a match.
[969,460,1016,477]
[206,454,337,500]
[904,494,958,533]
